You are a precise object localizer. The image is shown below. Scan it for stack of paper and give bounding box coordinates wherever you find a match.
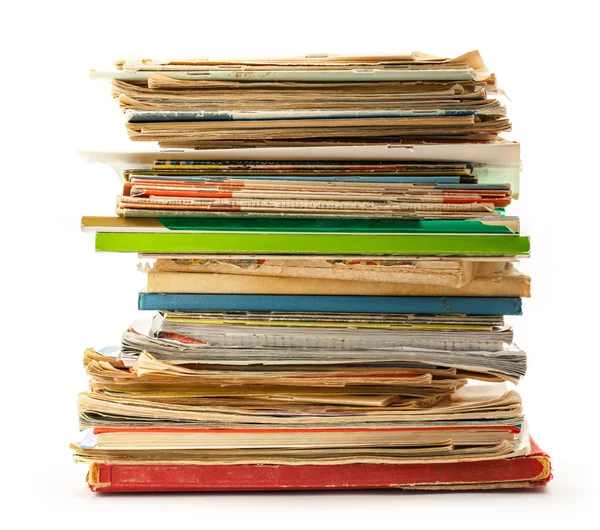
[73,50,551,492]
[97,51,507,149]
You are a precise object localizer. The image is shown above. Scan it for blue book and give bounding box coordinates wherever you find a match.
[138,293,522,315]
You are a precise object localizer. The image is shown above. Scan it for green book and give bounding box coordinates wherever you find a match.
[82,215,519,234]
[95,232,530,255]
[157,216,518,234]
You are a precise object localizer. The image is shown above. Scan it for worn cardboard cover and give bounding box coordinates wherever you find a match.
[146,267,530,297]
[86,439,550,492]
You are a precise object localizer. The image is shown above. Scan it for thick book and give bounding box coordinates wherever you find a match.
[86,440,551,492]
[137,293,523,315]
[96,232,530,255]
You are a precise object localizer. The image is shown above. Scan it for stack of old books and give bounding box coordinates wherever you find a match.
[73,50,552,492]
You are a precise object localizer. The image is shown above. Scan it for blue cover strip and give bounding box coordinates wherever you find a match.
[138,293,522,315]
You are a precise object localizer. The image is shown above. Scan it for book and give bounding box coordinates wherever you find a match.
[145,256,518,288]
[95,232,531,255]
[137,293,524,314]
[145,268,531,297]
[78,138,521,169]
[94,50,487,82]
[126,108,492,122]
[83,215,520,234]
[97,67,476,83]
[84,440,550,492]
[77,142,521,199]
[124,117,511,147]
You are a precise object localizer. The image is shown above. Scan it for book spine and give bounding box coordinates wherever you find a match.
[156,217,518,234]
[82,215,519,234]
[137,293,523,315]
[146,271,531,297]
[96,232,531,255]
[88,456,551,493]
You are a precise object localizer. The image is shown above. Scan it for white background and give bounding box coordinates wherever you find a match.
[2,0,599,526]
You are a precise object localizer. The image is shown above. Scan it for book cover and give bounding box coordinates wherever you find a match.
[137,293,523,314]
[96,232,530,255]
[86,440,551,493]
[83,216,520,234]
[146,270,531,297]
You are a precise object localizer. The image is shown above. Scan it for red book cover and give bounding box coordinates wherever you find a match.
[86,440,551,493]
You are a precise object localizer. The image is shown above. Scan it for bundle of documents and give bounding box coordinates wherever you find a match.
[95,51,508,149]
[73,50,552,492]
[114,161,512,219]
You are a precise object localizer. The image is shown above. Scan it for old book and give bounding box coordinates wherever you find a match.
[147,257,511,288]
[83,439,550,492]
[137,293,524,315]
[145,265,530,297]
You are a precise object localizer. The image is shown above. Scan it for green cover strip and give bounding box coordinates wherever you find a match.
[95,232,530,255]
[157,217,515,234]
